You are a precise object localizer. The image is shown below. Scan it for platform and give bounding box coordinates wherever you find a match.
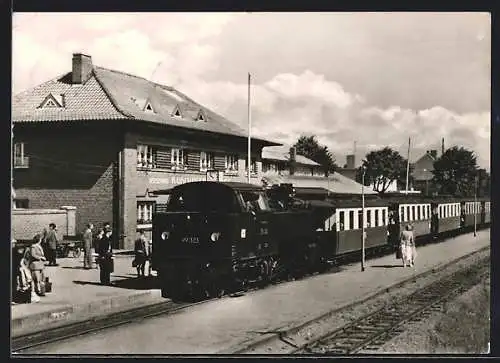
[21,229,490,354]
[11,252,163,337]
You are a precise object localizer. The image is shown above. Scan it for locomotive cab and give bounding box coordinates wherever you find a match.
[152,181,280,300]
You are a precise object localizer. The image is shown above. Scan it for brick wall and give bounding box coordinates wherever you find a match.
[13,123,119,238]
[12,206,76,241]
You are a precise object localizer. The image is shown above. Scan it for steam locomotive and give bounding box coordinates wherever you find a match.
[151,181,490,300]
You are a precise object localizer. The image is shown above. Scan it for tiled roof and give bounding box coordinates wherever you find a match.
[262,145,320,166]
[12,62,278,144]
[261,173,377,195]
[12,74,126,122]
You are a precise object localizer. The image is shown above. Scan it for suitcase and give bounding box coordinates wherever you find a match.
[14,289,32,304]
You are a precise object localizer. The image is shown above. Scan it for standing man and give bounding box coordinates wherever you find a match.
[83,223,94,269]
[45,223,59,266]
[97,222,113,285]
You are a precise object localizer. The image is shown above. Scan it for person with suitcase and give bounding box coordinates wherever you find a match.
[97,223,113,285]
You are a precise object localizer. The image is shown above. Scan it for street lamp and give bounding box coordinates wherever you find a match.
[361,166,366,272]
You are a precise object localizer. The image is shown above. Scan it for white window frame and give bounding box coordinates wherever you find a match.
[137,144,156,169]
[137,201,155,228]
[14,142,29,168]
[171,148,187,170]
[200,151,213,172]
[225,154,239,173]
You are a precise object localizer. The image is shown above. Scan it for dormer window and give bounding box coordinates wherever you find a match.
[172,105,183,118]
[39,93,64,109]
[144,101,155,113]
[196,110,206,122]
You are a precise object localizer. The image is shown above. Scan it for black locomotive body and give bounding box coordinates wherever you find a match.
[152,181,319,299]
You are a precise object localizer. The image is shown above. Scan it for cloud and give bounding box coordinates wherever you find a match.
[11,13,490,171]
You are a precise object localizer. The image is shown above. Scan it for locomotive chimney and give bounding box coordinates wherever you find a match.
[72,53,93,84]
[441,138,445,156]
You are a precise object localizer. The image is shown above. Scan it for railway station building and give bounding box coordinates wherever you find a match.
[12,53,278,249]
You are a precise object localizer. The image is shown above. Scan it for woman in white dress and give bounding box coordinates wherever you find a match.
[400,224,416,267]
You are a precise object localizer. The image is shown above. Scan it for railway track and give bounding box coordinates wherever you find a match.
[294,256,490,354]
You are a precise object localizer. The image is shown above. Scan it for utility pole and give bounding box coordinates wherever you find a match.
[474,175,478,237]
[361,166,366,272]
[405,137,411,194]
[247,73,251,184]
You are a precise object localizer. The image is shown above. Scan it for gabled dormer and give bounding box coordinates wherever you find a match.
[38,93,64,109]
[143,100,155,113]
[195,109,207,122]
[172,104,183,118]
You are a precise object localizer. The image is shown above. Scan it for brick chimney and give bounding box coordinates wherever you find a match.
[72,53,93,84]
[289,147,297,162]
[346,154,355,169]
[289,147,297,175]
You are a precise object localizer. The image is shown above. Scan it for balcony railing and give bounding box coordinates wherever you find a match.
[14,156,29,169]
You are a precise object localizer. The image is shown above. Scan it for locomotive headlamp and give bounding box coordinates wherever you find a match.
[161,231,170,240]
[210,232,221,242]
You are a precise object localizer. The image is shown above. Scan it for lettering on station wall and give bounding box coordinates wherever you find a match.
[149,172,225,185]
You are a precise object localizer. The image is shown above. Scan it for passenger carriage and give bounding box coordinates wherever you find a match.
[484,201,491,224]
[462,201,482,228]
[436,201,462,235]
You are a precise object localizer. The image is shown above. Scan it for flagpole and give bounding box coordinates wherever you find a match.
[247,73,251,184]
[405,137,411,194]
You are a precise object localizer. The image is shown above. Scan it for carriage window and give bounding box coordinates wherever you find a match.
[367,210,372,227]
[358,210,363,230]
[406,206,410,221]
[374,209,379,227]
[339,211,345,231]
[411,206,415,220]
[349,210,355,230]
[399,206,403,222]
[382,209,386,225]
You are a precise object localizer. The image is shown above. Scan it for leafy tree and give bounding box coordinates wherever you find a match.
[477,169,491,197]
[294,135,337,176]
[355,147,408,194]
[431,146,479,197]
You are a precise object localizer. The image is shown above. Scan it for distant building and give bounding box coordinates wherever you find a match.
[336,153,357,181]
[411,149,438,194]
[12,53,278,249]
[261,147,377,195]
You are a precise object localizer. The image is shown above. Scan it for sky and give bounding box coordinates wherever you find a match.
[12,12,491,169]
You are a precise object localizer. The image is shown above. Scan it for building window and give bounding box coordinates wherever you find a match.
[245,158,258,174]
[13,198,29,209]
[144,101,155,113]
[14,142,29,168]
[137,202,155,225]
[225,154,239,173]
[338,211,345,231]
[137,145,157,169]
[200,151,214,172]
[171,148,187,170]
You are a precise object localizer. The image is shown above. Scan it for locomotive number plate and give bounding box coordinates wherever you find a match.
[181,236,200,244]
